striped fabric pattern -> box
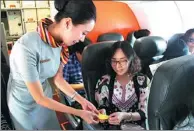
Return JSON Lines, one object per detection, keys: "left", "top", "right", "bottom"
{"left": 63, "top": 53, "right": 83, "bottom": 84}
{"left": 37, "top": 18, "right": 69, "bottom": 64}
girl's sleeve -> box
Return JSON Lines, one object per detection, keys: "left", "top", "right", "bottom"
{"left": 135, "top": 74, "right": 150, "bottom": 121}
{"left": 95, "top": 75, "right": 110, "bottom": 110}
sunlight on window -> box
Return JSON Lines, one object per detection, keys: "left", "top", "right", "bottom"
{"left": 50, "top": 1, "right": 57, "bottom": 20}
{"left": 128, "top": 1, "right": 184, "bottom": 40}
{"left": 175, "top": 1, "right": 194, "bottom": 32}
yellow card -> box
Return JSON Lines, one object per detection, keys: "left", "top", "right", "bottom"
{"left": 98, "top": 114, "right": 109, "bottom": 120}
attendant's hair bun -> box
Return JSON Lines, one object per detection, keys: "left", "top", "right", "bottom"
{"left": 54, "top": 0, "right": 70, "bottom": 11}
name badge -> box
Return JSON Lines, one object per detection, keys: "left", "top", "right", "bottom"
{"left": 40, "top": 59, "right": 50, "bottom": 63}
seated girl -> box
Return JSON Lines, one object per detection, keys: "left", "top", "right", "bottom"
{"left": 95, "top": 41, "right": 150, "bottom": 129}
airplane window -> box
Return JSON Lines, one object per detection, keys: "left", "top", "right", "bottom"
{"left": 175, "top": 1, "right": 194, "bottom": 32}
{"left": 128, "top": 1, "right": 183, "bottom": 40}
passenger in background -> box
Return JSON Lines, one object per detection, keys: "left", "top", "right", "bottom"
{"left": 182, "top": 28, "right": 194, "bottom": 54}
{"left": 163, "top": 28, "right": 194, "bottom": 60}
{"left": 95, "top": 41, "right": 150, "bottom": 129}
{"left": 63, "top": 40, "right": 90, "bottom": 94}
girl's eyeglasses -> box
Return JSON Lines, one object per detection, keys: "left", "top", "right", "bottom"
{"left": 188, "top": 38, "right": 194, "bottom": 43}
{"left": 110, "top": 59, "right": 129, "bottom": 67}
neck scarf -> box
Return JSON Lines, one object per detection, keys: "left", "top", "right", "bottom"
{"left": 37, "top": 18, "right": 69, "bottom": 64}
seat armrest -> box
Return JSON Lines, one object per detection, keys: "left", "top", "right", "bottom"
{"left": 70, "top": 84, "right": 84, "bottom": 90}
{"left": 59, "top": 92, "right": 81, "bottom": 129}
{"left": 82, "top": 121, "right": 104, "bottom": 130}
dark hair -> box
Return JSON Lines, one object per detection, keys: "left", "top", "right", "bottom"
{"left": 182, "top": 28, "right": 194, "bottom": 42}
{"left": 134, "top": 29, "right": 150, "bottom": 39}
{"left": 107, "top": 41, "right": 141, "bottom": 76}
{"left": 54, "top": 0, "right": 96, "bottom": 25}
{"left": 68, "top": 37, "right": 91, "bottom": 54}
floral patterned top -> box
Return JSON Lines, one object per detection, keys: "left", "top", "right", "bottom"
{"left": 95, "top": 73, "right": 150, "bottom": 125}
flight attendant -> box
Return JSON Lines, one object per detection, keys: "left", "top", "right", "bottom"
{"left": 7, "top": 0, "right": 99, "bottom": 129}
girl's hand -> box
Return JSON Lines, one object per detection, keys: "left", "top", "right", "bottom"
{"left": 108, "top": 112, "right": 128, "bottom": 125}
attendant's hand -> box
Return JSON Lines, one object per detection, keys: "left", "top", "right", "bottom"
{"left": 81, "top": 98, "right": 99, "bottom": 114}
{"left": 80, "top": 110, "right": 99, "bottom": 124}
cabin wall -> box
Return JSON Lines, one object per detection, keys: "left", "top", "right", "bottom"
{"left": 175, "top": 1, "right": 194, "bottom": 32}
{"left": 122, "top": 1, "right": 183, "bottom": 40}
{"left": 50, "top": 1, "right": 194, "bottom": 41}
{"left": 49, "top": 1, "right": 57, "bottom": 21}
{"left": 121, "top": 1, "right": 194, "bottom": 39}
{"left": 87, "top": 1, "right": 140, "bottom": 43}
{"left": 50, "top": 1, "right": 140, "bottom": 43}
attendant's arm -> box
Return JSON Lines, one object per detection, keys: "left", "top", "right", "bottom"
{"left": 25, "top": 80, "right": 82, "bottom": 116}
{"left": 53, "top": 63, "right": 99, "bottom": 114}
{"left": 25, "top": 80, "right": 98, "bottom": 124}
{"left": 53, "top": 64, "right": 86, "bottom": 105}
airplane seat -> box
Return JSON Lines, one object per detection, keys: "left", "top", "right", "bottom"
{"left": 167, "top": 33, "right": 184, "bottom": 45}
{"left": 133, "top": 36, "right": 167, "bottom": 79}
{"left": 82, "top": 41, "right": 115, "bottom": 105}
{"left": 147, "top": 55, "right": 194, "bottom": 130}
{"left": 163, "top": 33, "right": 190, "bottom": 60}
{"left": 81, "top": 41, "right": 116, "bottom": 129}
{"left": 1, "top": 52, "right": 14, "bottom": 129}
{"left": 84, "top": 37, "right": 92, "bottom": 44}
{"left": 126, "top": 31, "right": 136, "bottom": 47}
{"left": 58, "top": 92, "right": 82, "bottom": 130}
{"left": 127, "top": 29, "right": 151, "bottom": 48}
{"left": 97, "top": 32, "right": 124, "bottom": 42}
{"left": 68, "top": 37, "right": 92, "bottom": 55}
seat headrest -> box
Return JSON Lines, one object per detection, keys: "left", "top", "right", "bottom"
{"left": 133, "top": 36, "right": 167, "bottom": 59}
{"left": 164, "top": 39, "right": 189, "bottom": 60}
{"left": 148, "top": 55, "right": 194, "bottom": 129}
{"left": 127, "top": 29, "right": 151, "bottom": 48}
{"left": 167, "top": 33, "right": 184, "bottom": 45}
{"left": 134, "top": 29, "right": 151, "bottom": 39}
{"left": 163, "top": 34, "right": 189, "bottom": 60}
{"left": 82, "top": 41, "right": 114, "bottom": 71}
{"left": 126, "top": 31, "right": 136, "bottom": 47}
{"left": 97, "top": 33, "right": 124, "bottom": 42}
{"left": 84, "top": 37, "right": 92, "bottom": 44}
